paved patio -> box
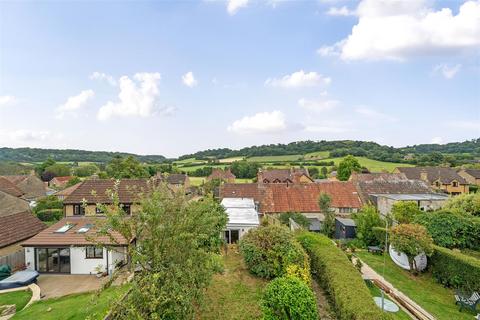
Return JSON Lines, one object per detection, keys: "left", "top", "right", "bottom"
{"left": 37, "top": 274, "right": 105, "bottom": 299}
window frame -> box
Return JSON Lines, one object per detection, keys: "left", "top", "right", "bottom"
{"left": 85, "top": 246, "right": 104, "bottom": 259}
{"left": 73, "top": 204, "right": 85, "bottom": 216}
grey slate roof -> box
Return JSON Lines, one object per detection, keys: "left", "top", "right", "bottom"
{"left": 396, "top": 167, "right": 467, "bottom": 185}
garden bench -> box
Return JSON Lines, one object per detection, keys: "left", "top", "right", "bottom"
{"left": 454, "top": 291, "right": 480, "bottom": 313}
{"left": 368, "top": 246, "right": 383, "bottom": 254}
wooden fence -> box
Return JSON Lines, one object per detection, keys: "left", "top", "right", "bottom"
{"left": 0, "top": 250, "right": 25, "bottom": 271}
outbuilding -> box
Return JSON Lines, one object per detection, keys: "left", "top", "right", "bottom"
{"left": 221, "top": 198, "right": 260, "bottom": 244}
{"left": 335, "top": 217, "right": 356, "bottom": 240}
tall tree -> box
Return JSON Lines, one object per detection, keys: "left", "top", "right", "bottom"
{"left": 97, "top": 184, "right": 228, "bottom": 319}
{"left": 353, "top": 205, "right": 385, "bottom": 246}
{"left": 337, "top": 155, "right": 361, "bottom": 181}
{"left": 106, "top": 156, "right": 149, "bottom": 179}
{"left": 318, "top": 193, "right": 334, "bottom": 238}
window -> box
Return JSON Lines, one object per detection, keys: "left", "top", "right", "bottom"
{"left": 77, "top": 224, "right": 93, "bottom": 233}
{"left": 73, "top": 204, "right": 85, "bottom": 216}
{"left": 86, "top": 247, "right": 103, "bottom": 259}
{"left": 339, "top": 207, "right": 352, "bottom": 214}
{"left": 224, "top": 230, "right": 240, "bottom": 244}
{"left": 452, "top": 181, "right": 459, "bottom": 187}
{"left": 122, "top": 204, "right": 131, "bottom": 215}
{"left": 435, "top": 181, "right": 441, "bottom": 187}
{"left": 55, "top": 224, "right": 75, "bottom": 233}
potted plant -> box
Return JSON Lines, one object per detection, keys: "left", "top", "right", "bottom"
{"left": 94, "top": 264, "right": 104, "bottom": 278}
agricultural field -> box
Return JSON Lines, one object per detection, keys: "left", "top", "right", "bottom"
{"left": 246, "top": 155, "right": 303, "bottom": 163}
{"left": 304, "top": 151, "right": 330, "bottom": 160}
{"left": 324, "top": 156, "right": 413, "bottom": 172}
{"left": 173, "top": 158, "right": 207, "bottom": 165}
{"left": 189, "top": 176, "right": 206, "bottom": 186}
{"left": 218, "top": 157, "right": 244, "bottom": 163}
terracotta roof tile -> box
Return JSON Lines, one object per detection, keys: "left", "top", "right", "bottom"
{"left": 64, "top": 179, "right": 154, "bottom": 204}
{"left": 208, "top": 169, "right": 236, "bottom": 181}
{"left": 0, "top": 211, "right": 47, "bottom": 248}
{"left": 0, "top": 177, "right": 24, "bottom": 197}
{"left": 22, "top": 216, "right": 128, "bottom": 247}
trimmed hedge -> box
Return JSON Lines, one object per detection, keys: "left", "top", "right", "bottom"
{"left": 262, "top": 276, "right": 318, "bottom": 320}
{"left": 240, "top": 224, "right": 309, "bottom": 279}
{"left": 297, "top": 232, "right": 392, "bottom": 320}
{"left": 430, "top": 245, "right": 480, "bottom": 292}
{"left": 36, "top": 209, "right": 63, "bottom": 222}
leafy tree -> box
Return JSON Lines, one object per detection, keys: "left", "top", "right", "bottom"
{"left": 443, "top": 192, "right": 480, "bottom": 216}
{"left": 203, "top": 178, "right": 222, "bottom": 195}
{"left": 392, "top": 201, "right": 422, "bottom": 224}
{"left": 261, "top": 276, "right": 318, "bottom": 320}
{"left": 318, "top": 193, "right": 334, "bottom": 238}
{"left": 106, "top": 156, "right": 149, "bottom": 179}
{"left": 73, "top": 164, "right": 98, "bottom": 177}
{"left": 389, "top": 224, "right": 433, "bottom": 274}
{"left": 98, "top": 184, "right": 228, "bottom": 319}
{"left": 239, "top": 224, "right": 309, "bottom": 279}
{"left": 44, "top": 163, "right": 71, "bottom": 177}
{"left": 414, "top": 210, "right": 480, "bottom": 250}
{"left": 230, "top": 160, "right": 261, "bottom": 179}
{"left": 352, "top": 205, "right": 385, "bottom": 246}
{"left": 65, "top": 176, "right": 81, "bottom": 187}
{"left": 321, "top": 166, "right": 328, "bottom": 177}
{"left": 337, "top": 155, "right": 361, "bottom": 181}
{"left": 279, "top": 212, "right": 310, "bottom": 229}
{"left": 307, "top": 167, "right": 319, "bottom": 179}
{"left": 33, "top": 195, "right": 63, "bottom": 222}
{"left": 35, "top": 157, "right": 56, "bottom": 176}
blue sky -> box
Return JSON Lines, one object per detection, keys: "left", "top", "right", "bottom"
{"left": 0, "top": 0, "right": 479, "bottom": 157}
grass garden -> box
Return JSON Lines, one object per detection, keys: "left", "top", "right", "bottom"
{"left": 12, "top": 285, "right": 129, "bottom": 320}
{"left": 356, "top": 251, "right": 475, "bottom": 320}
{"left": 0, "top": 290, "right": 32, "bottom": 312}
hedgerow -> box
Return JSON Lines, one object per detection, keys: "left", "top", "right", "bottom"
{"left": 261, "top": 276, "right": 318, "bottom": 320}
{"left": 430, "top": 245, "right": 480, "bottom": 292}
{"left": 297, "top": 232, "right": 392, "bottom": 320}
{"left": 239, "top": 224, "right": 309, "bottom": 279}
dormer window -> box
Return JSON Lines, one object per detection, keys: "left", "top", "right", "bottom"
{"left": 435, "top": 181, "right": 441, "bottom": 187}
{"left": 452, "top": 181, "right": 458, "bottom": 187}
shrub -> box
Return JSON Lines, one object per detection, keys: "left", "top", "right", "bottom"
{"left": 297, "top": 232, "right": 392, "bottom": 320}
{"left": 286, "top": 264, "right": 311, "bottom": 285}
{"left": 443, "top": 192, "right": 480, "bottom": 216}
{"left": 430, "top": 246, "right": 480, "bottom": 292}
{"left": 391, "top": 201, "right": 422, "bottom": 224}
{"left": 239, "top": 224, "right": 309, "bottom": 279}
{"left": 36, "top": 209, "right": 63, "bottom": 222}
{"left": 261, "top": 276, "right": 318, "bottom": 320}
{"left": 353, "top": 205, "right": 385, "bottom": 246}
{"left": 414, "top": 210, "right": 480, "bottom": 250}
{"left": 278, "top": 212, "right": 310, "bottom": 229}
{"left": 33, "top": 195, "right": 63, "bottom": 215}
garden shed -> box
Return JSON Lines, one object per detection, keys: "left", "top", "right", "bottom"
{"left": 335, "top": 217, "right": 356, "bottom": 239}
{"left": 221, "top": 198, "right": 260, "bottom": 244}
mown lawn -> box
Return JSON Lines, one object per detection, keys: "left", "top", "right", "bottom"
{"left": 357, "top": 252, "right": 475, "bottom": 320}
{"left": 13, "top": 285, "right": 128, "bottom": 320}
{"left": 198, "top": 248, "right": 267, "bottom": 320}
{"left": 0, "top": 290, "right": 32, "bottom": 311}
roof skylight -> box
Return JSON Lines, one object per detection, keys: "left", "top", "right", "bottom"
{"left": 77, "top": 224, "right": 93, "bottom": 233}
{"left": 55, "top": 223, "right": 75, "bottom": 233}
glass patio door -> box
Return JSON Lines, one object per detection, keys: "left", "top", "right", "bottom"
{"left": 36, "top": 248, "right": 70, "bottom": 273}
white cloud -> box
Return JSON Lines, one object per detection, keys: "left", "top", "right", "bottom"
{"left": 433, "top": 64, "right": 462, "bottom": 79}
{"left": 431, "top": 136, "right": 443, "bottom": 144}
{"left": 97, "top": 72, "right": 164, "bottom": 121}
{"left": 0, "top": 95, "right": 16, "bottom": 107}
{"left": 298, "top": 98, "right": 339, "bottom": 112}
{"left": 265, "top": 70, "right": 331, "bottom": 88}
{"left": 227, "top": 110, "right": 287, "bottom": 134}
{"left": 326, "top": 6, "right": 355, "bottom": 16}
{"left": 319, "top": 0, "right": 480, "bottom": 61}
{"left": 5, "top": 130, "right": 51, "bottom": 142}
{"left": 356, "top": 107, "right": 397, "bottom": 121}
{"left": 56, "top": 90, "right": 95, "bottom": 119}
{"left": 182, "top": 71, "right": 198, "bottom": 87}
{"left": 227, "top": 0, "right": 248, "bottom": 15}
{"left": 90, "top": 72, "right": 117, "bottom": 86}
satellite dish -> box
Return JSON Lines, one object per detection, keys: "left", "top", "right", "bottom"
{"left": 389, "top": 245, "right": 427, "bottom": 272}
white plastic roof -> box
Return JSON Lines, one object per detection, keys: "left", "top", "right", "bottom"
{"left": 221, "top": 198, "right": 260, "bottom": 226}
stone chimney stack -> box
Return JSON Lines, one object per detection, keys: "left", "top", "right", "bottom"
{"left": 420, "top": 169, "right": 428, "bottom": 182}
